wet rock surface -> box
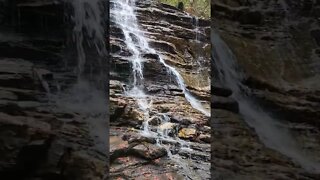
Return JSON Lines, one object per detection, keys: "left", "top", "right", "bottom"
{"left": 0, "top": 0, "right": 107, "bottom": 179}
{"left": 212, "top": 0, "right": 320, "bottom": 179}
{"left": 110, "top": 0, "right": 210, "bottom": 179}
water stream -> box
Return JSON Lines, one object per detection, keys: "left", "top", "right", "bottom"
{"left": 53, "top": 0, "right": 108, "bottom": 155}
{"left": 193, "top": 16, "right": 209, "bottom": 88}
{"left": 71, "top": 0, "right": 106, "bottom": 81}
{"left": 212, "top": 30, "right": 320, "bottom": 173}
{"left": 112, "top": 0, "right": 209, "bottom": 117}
{"left": 111, "top": 0, "right": 209, "bottom": 178}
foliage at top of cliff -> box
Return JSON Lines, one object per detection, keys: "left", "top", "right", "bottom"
{"left": 159, "top": 0, "right": 210, "bottom": 19}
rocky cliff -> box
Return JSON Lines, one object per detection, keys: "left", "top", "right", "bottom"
{"left": 0, "top": 0, "right": 108, "bottom": 179}
{"left": 212, "top": 0, "right": 320, "bottom": 179}
{"left": 110, "top": 0, "right": 211, "bottom": 179}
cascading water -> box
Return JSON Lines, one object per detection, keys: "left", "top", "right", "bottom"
{"left": 111, "top": 0, "right": 151, "bottom": 137}
{"left": 193, "top": 16, "right": 209, "bottom": 88}
{"left": 53, "top": 0, "right": 108, "bottom": 156}
{"left": 195, "top": 17, "right": 199, "bottom": 42}
{"left": 71, "top": 0, "right": 106, "bottom": 81}
{"left": 212, "top": 30, "right": 320, "bottom": 173}
{"left": 111, "top": 0, "right": 209, "bottom": 118}
{"left": 111, "top": 0, "right": 210, "bottom": 178}
{"left": 158, "top": 53, "right": 210, "bottom": 117}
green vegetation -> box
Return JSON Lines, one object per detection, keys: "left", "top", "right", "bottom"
{"left": 159, "top": 0, "right": 210, "bottom": 19}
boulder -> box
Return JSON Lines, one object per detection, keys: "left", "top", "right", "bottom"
{"left": 178, "top": 128, "right": 197, "bottom": 139}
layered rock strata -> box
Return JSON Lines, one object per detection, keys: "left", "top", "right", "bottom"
{"left": 0, "top": 0, "right": 108, "bottom": 179}
{"left": 110, "top": 0, "right": 211, "bottom": 179}
{"left": 212, "top": 0, "right": 320, "bottom": 179}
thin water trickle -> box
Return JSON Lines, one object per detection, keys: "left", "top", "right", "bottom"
{"left": 212, "top": 30, "right": 320, "bottom": 173}
{"left": 194, "top": 17, "right": 199, "bottom": 42}
{"left": 193, "top": 16, "right": 209, "bottom": 88}
{"left": 158, "top": 54, "right": 210, "bottom": 116}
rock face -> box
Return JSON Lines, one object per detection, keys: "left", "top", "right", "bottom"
{"left": 212, "top": 0, "right": 320, "bottom": 179}
{"left": 213, "top": 0, "right": 320, "bottom": 84}
{"left": 110, "top": 0, "right": 210, "bottom": 179}
{"left": 0, "top": 0, "right": 108, "bottom": 179}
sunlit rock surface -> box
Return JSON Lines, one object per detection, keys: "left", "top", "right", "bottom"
{"left": 110, "top": 0, "right": 211, "bottom": 179}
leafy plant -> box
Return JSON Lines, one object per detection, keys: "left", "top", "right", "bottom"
{"left": 159, "top": 0, "right": 210, "bottom": 19}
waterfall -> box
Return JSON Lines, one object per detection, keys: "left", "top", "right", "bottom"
{"left": 212, "top": 30, "right": 320, "bottom": 173}
{"left": 64, "top": 0, "right": 107, "bottom": 112}
{"left": 111, "top": 0, "right": 151, "bottom": 137}
{"left": 194, "top": 17, "right": 199, "bottom": 42}
{"left": 71, "top": 0, "right": 106, "bottom": 81}
{"left": 111, "top": 0, "right": 209, "bottom": 178}
{"left": 53, "top": 0, "right": 108, "bottom": 157}
{"left": 193, "top": 16, "right": 209, "bottom": 88}
{"left": 111, "top": 0, "right": 209, "bottom": 117}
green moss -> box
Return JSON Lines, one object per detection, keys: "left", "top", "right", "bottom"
{"left": 159, "top": 0, "right": 210, "bottom": 19}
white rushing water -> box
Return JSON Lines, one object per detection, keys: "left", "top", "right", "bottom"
{"left": 53, "top": 0, "right": 108, "bottom": 155}
{"left": 111, "top": 0, "right": 209, "bottom": 178}
{"left": 111, "top": 0, "right": 151, "bottom": 136}
{"left": 212, "top": 30, "right": 320, "bottom": 173}
{"left": 71, "top": 0, "right": 106, "bottom": 80}
{"left": 111, "top": 0, "right": 210, "bottom": 118}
